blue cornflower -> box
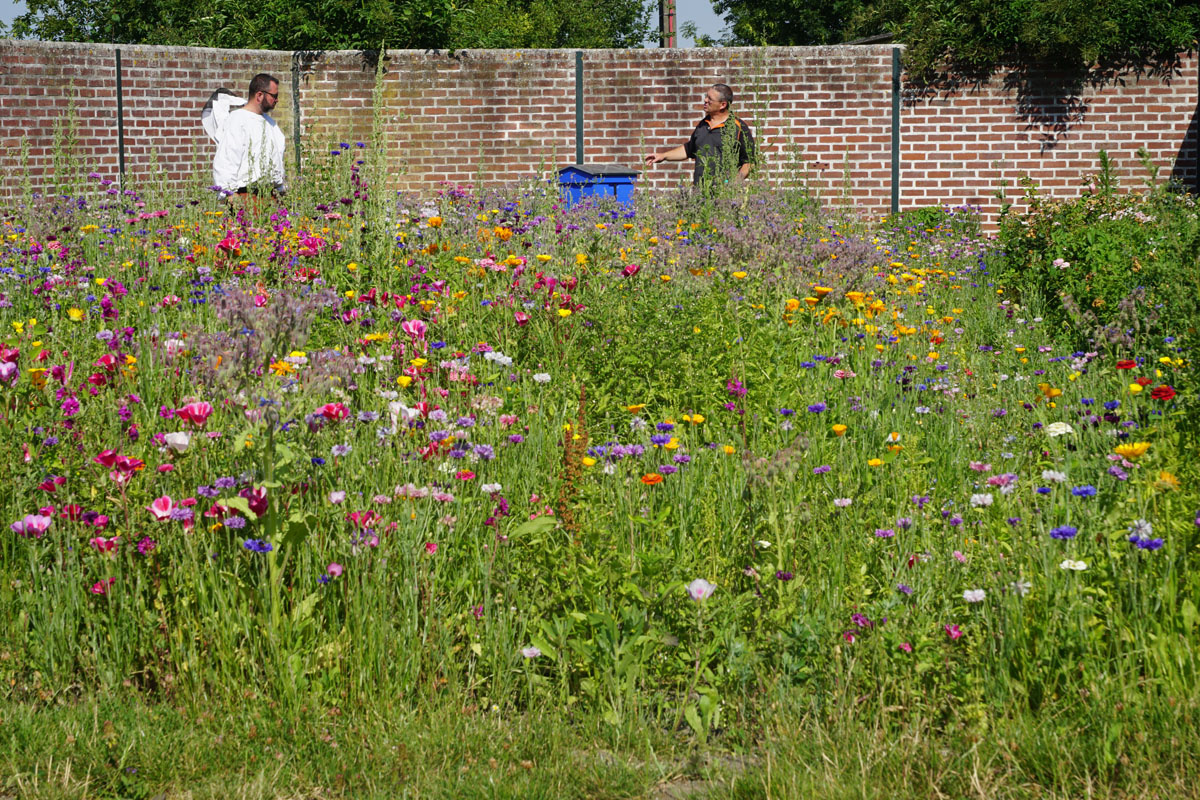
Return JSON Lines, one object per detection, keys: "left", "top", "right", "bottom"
{"left": 807, "top": 402, "right": 827, "bottom": 413}
{"left": 1049, "top": 525, "right": 1078, "bottom": 540}
{"left": 243, "top": 538, "right": 272, "bottom": 552}
{"left": 1071, "top": 485, "right": 1097, "bottom": 498}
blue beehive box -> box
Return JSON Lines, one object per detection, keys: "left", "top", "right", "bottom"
{"left": 557, "top": 164, "right": 639, "bottom": 207}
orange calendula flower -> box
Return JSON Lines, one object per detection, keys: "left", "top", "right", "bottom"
{"left": 785, "top": 298, "right": 801, "bottom": 312}
{"left": 867, "top": 458, "right": 883, "bottom": 467}
{"left": 641, "top": 473, "right": 663, "bottom": 486}
{"left": 832, "top": 424, "right": 848, "bottom": 436}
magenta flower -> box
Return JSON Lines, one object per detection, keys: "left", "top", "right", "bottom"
{"left": 175, "top": 401, "right": 214, "bottom": 427}
{"left": 147, "top": 496, "right": 177, "bottom": 521}
{"left": 944, "top": 623, "right": 963, "bottom": 640}
{"left": 11, "top": 514, "right": 52, "bottom": 538}
{"left": 327, "top": 562, "right": 344, "bottom": 577}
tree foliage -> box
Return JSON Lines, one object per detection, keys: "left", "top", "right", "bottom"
{"left": 709, "top": 0, "right": 1198, "bottom": 84}
{"left": 10, "top": 0, "right": 654, "bottom": 50}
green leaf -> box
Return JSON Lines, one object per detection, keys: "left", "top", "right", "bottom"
{"left": 291, "top": 591, "right": 319, "bottom": 624}
{"left": 274, "top": 442, "right": 296, "bottom": 471}
{"left": 282, "top": 512, "right": 317, "bottom": 549}
{"left": 684, "top": 703, "right": 703, "bottom": 735}
{"left": 509, "top": 515, "right": 557, "bottom": 539}
{"left": 220, "top": 496, "right": 257, "bottom": 520}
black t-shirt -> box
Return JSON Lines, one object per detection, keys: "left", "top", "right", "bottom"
{"left": 684, "top": 115, "right": 756, "bottom": 184}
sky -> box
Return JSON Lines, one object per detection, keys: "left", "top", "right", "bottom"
{"left": 0, "top": 0, "right": 727, "bottom": 44}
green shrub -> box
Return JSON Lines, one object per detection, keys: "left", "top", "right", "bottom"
{"left": 992, "top": 151, "right": 1200, "bottom": 357}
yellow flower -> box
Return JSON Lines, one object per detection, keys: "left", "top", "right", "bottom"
{"left": 626, "top": 404, "right": 646, "bottom": 413}
{"left": 813, "top": 286, "right": 833, "bottom": 297}
{"left": 732, "top": 271, "right": 747, "bottom": 280}
{"left": 269, "top": 360, "right": 293, "bottom": 376}
{"left": 785, "top": 298, "right": 801, "bottom": 312}
{"left": 581, "top": 457, "right": 597, "bottom": 467}
{"left": 688, "top": 414, "right": 705, "bottom": 424}
{"left": 67, "top": 308, "right": 85, "bottom": 322}
{"left": 1129, "top": 383, "right": 1144, "bottom": 395}
{"left": 1114, "top": 442, "right": 1151, "bottom": 460}
{"left": 576, "top": 253, "right": 588, "bottom": 265}
{"left": 660, "top": 274, "right": 672, "bottom": 282}
{"left": 664, "top": 437, "right": 679, "bottom": 450}
{"left": 427, "top": 216, "right": 443, "bottom": 228}
{"left": 867, "top": 458, "right": 883, "bottom": 467}
{"left": 396, "top": 376, "right": 413, "bottom": 388}
{"left": 537, "top": 254, "right": 552, "bottom": 262}
{"left": 832, "top": 424, "right": 847, "bottom": 436}
{"left": 557, "top": 308, "right": 572, "bottom": 318}
{"left": 28, "top": 368, "right": 47, "bottom": 389}
{"left": 1155, "top": 470, "right": 1180, "bottom": 491}
{"left": 410, "top": 358, "right": 428, "bottom": 367}
{"left": 722, "top": 445, "right": 736, "bottom": 455}
{"left": 346, "top": 262, "right": 358, "bottom": 271}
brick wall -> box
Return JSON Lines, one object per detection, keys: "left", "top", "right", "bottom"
{"left": 0, "top": 39, "right": 1194, "bottom": 222}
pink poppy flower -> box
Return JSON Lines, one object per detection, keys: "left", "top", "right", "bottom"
{"left": 147, "top": 495, "right": 176, "bottom": 521}
{"left": 175, "top": 401, "right": 213, "bottom": 427}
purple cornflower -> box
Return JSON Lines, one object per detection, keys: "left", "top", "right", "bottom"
{"left": 896, "top": 517, "right": 913, "bottom": 530}
{"left": 897, "top": 583, "right": 913, "bottom": 595}
{"left": 1049, "top": 525, "right": 1078, "bottom": 540}
{"left": 813, "top": 464, "right": 832, "bottom": 474}
{"left": 807, "top": 402, "right": 827, "bottom": 413}
{"left": 775, "top": 570, "right": 793, "bottom": 581}
{"left": 874, "top": 528, "right": 895, "bottom": 538}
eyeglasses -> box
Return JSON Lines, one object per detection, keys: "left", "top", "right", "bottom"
{"left": 260, "top": 91, "right": 279, "bottom": 100}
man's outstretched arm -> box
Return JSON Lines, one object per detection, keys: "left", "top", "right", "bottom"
{"left": 644, "top": 144, "right": 689, "bottom": 165}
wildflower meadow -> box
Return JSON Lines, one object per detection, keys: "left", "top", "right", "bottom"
{"left": 1, "top": 144, "right": 1198, "bottom": 799}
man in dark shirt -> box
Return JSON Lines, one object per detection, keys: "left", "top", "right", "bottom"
{"left": 644, "top": 83, "right": 755, "bottom": 186}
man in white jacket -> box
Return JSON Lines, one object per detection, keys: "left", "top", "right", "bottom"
{"left": 212, "top": 73, "right": 286, "bottom": 198}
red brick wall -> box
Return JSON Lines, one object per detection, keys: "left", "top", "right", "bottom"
{"left": 0, "top": 40, "right": 1194, "bottom": 223}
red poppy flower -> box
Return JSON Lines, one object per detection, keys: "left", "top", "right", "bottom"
{"left": 640, "top": 473, "right": 663, "bottom": 486}
{"left": 1150, "top": 385, "right": 1176, "bottom": 401}
{"left": 1135, "top": 376, "right": 1154, "bottom": 387}
{"left": 1116, "top": 360, "right": 1136, "bottom": 370}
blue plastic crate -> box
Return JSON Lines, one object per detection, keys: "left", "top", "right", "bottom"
{"left": 557, "top": 164, "right": 639, "bottom": 208}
